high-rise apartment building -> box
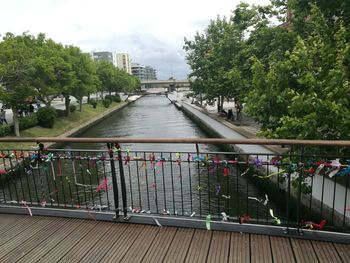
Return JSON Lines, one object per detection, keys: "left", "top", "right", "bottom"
{"left": 91, "top": 51, "right": 114, "bottom": 64}
{"left": 131, "top": 63, "right": 157, "bottom": 80}
{"left": 115, "top": 53, "right": 132, "bottom": 74}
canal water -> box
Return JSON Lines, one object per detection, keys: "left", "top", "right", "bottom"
{"left": 64, "top": 95, "right": 279, "bottom": 220}
{"left": 1, "top": 95, "right": 281, "bottom": 223}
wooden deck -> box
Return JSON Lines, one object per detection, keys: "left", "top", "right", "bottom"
{"left": 0, "top": 214, "right": 349, "bottom": 262}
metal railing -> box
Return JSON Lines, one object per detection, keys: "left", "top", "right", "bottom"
{"left": 1, "top": 137, "right": 350, "bottom": 241}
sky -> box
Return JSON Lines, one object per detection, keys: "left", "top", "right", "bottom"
{"left": 0, "top": 0, "right": 271, "bottom": 80}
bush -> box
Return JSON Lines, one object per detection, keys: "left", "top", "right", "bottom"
{"left": 114, "top": 94, "right": 121, "bottom": 103}
{"left": 104, "top": 95, "right": 113, "bottom": 101}
{"left": 56, "top": 109, "right": 65, "bottom": 118}
{"left": 18, "top": 114, "right": 38, "bottom": 130}
{"left": 69, "top": 105, "right": 77, "bottom": 113}
{"left": 0, "top": 125, "right": 10, "bottom": 137}
{"left": 89, "top": 99, "right": 97, "bottom": 109}
{"left": 37, "top": 107, "right": 57, "bottom": 128}
{"left": 102, "top": 99, "right": 111, "bottom": 108}
{"left": 105, "top": 94, "right": 121, "bottom": 103}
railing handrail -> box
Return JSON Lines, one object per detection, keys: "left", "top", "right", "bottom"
{"left": 1, "top": 137, "right": 350, "bottom": 146}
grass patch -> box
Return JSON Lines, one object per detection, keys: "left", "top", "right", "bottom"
{"left": 0, "top": 101, "right": 125, "bottom": 149}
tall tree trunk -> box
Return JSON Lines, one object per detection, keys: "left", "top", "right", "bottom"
{"left": 12, "top": 108, "right": 20, "bottom": 137}
{"left": 64, "top": 96, "right": 71, "bottom": 117}
{"left": 87, "top": 93, "right": 90, "bottom": 103}
{"left": 217, "top": 96, "right": 221, "bottom": 112}
{"left": 79, "top": 98, "right": 83, "bottom": 112}
{"left": 220, "top": 96, "right": 224, "bottom": 111}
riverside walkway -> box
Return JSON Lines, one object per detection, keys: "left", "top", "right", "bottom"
{"left": 0, "top": 213, "right": 348, "bottom": 263}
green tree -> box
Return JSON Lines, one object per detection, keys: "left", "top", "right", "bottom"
{"left": 68, "top": 46, "right": 98, "bottom": 112}
{"left": 0, "top": 32, "right": 37, "bottom": 136}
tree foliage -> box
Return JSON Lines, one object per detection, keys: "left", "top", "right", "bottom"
{"left": 184, "top": 1, "right": 350, "bottom": 140}
{"left": 0, "top": 32, "right": 139, "bottom": 135}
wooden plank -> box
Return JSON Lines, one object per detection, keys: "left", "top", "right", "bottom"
{"left": 290, "top": 238, "right": 318, "bottom": 263}
{"left": 270, "top": 236, "right": 295, "bottom": 263}
{"left": 250, "top": 234, "right": 273, "bottom": 263}
{"left": 99, "top": 224, "right": 146, "bottom": 263}
{"left": 37, "top": 220, "right": 98, "bottom": 262}
{"left": 0, "top": 217, "right": 54, "bottom": 255}
{"left": 184, "top": 229, "right": 212, "bottom": 262}
{"left": 0, "top": 217, "right": 66, "bottom": 263}
{"left": 16, "top": 219, "right": 84, "bottom": 263}
{"left": 0, "top": 214, "right": 26, "bottom": 230}
{"left": 59, "top": 221, "right": 112, "bottom": 263}
{"left": 333, "top": 243, "right": 350, "bottom": 262}
{"left": 229, "top": 232, "right": 250, "bottom": 263}
{"left": 142, "top": 226, "right": 177, "bottom": 263}
{"left": 163, "top": 228, "right": 194, "bottom": 263}
{"left": 0, "top": 215, "right": 38, "bottom": 243}
{"left": 78, "top": 223, "right": 130, "bottom": 263}
{"left": 120, "top": 225, "right": 159, "bottom": 262}
{"left": 311, "top": 241, "right": 342, "bottom": 263}
{"left": 207, "top": 231, "right": 231, "bottom": 263}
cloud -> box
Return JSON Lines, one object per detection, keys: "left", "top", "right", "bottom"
{"left": 0, "top": 0, "right": 271, "bottom": 80}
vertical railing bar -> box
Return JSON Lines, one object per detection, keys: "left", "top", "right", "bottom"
{"left": 309, "top": 172, "right": 314, "bottom": 213}
{"left": 72, "top": 159, "right": 81, "bottom": 209}
{"left": 127, "top": 156, "right": 134, "bottom": 209}
{"left": 342, "top": 174, "right": 349, "bottom": 227}
{"left": 79, "top": 152, "right": 88, "bottom": 209}
{"left": 107, "top": 144, "right": 120, "bottom": 217}
{"left": 115, "top": 144, "right": 128, "bottom": 218}
{"left": 195, "top": 143, "right": 201, "bottom": 217}
{"left": 188, "top": 153, "right": 193, "bottom": 216}
{"left": 161, "top": 152, "right": 167, "bottom": 212}
{"left": 152, "top": 153, "right": 158, "bottom": 214}
{"left": 236, "top": 156, "right": 240, "bottom": 221}
{"left": 297, "top": 146, "right": 305, "bottom": 234}
{"left": 86, "top": 157, "right": 94, "bottom": 208}
{"left": 8, "top": 152, "right": 20, "bottom": 203}
{"left": 135, "top": 152, "right": 142, "bottom": 212}
{"left": 216, "top": 156, "right": 220, "bottom": 219}
{"left": 170, "top": 152, "right": 176, "bottom": 214}
{"left": 207, "top": 154, "right": 211, "bottom": 216}
{"left": 3, "top": 151, "right": 13, "bottom": 202}
{"left": 226, "top": 162, "right": 230, "bottom": 219}
{"left": 29, "top": 152, "right": 40, "bottom": 205}
{"left": 65, "top": 158, "right": 74, "bottom": 208}
{"left": 14, "top": 154, "right": 26, "bottom": 202}
{"left": 93, "top": 156, "right": 103, "bottom": 208}
{"left": 101, "top": 154, "right": 110, "bottom": 211}
{"left": 20, "top": 150, "right": 33, "bottom": 204}
{"left": 179, "top": 158, "right": 184, "bottom": 215}
{"left": 0, "top": 151, "right": 8, "bottom": 203}
{"left": 286, "top": 146, "right": 293, "bottom": 231}
{"left": 320, "top": 168, "right": 326, "bottom": 218}
{"left": 144, "top": 152, "right": 151, "bottom": 211}
{"left": 246, "top": 155, "right": 250, "bottom": 217}
{"left": 58, "top": 157, "right": 67, "bottom": 208}
{"left": 43, "top": 162, "right": 53, "bottom": 207}
{"left": 331, "top": 176, "right": 337, "bottom": 226}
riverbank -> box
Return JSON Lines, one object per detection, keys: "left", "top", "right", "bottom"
{"left": 174, "top": 99, "right": 286, "bottom": 154}
{"left": 0, "top": 96, "right": 142, "bottom": 149}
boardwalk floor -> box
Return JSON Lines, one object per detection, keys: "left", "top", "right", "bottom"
{"left": 0, "top": 214, "right": 349, "bottom": 263}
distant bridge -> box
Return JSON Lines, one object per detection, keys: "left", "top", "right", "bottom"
{"left": 140, "top": 79, "right": 189, "bottom": 85}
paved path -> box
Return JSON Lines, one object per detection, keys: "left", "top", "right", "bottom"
{"left": 0, "top": 93, "right": 128, "bottom": 125}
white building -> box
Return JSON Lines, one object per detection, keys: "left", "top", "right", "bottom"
{"left": 115, "top": 53, "right": 132, "bottom": 74}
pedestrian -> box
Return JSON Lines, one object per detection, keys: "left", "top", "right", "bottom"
{"left": 235, "top": 99, "right": 243, "bottom": 122}
{"left": 29, "top": 104, "right": 35, "bottom": 114}
{"left": 0, "top": 108, "right": 7, "bottom": 124}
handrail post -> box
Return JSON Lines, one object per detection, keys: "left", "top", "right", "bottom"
{"left": 115, "top": 143, "right": 128, "bottom": 219}
{"left": 107, "top": 143, "right": 120, "bottom": 218}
